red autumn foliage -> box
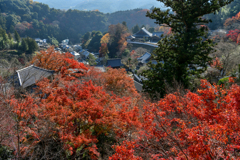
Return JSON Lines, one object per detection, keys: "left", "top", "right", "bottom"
{"left": 85, "top": 67, "right": 139, "bottom": 97}
{"left": 3, "top": 46, "right": 240, "bottom": 159}
{"left": 7, "top": 52, "right": 141, "bottom": 158}
{"left": 31, "top": 46, "right": 88, "bottom": 74}
{"left": 99, "top": 43, "right": 108, "bottom": 57}
{"left": 211, "top": 57, "right": 223, "bottom": 70}
{"left": 102, "top": 68, "right": 138, "bottom": 97}
{"left": 226, "top": 29, "right": 240, "bottom": 44}
{"left": 224, "top": 12, "right": 240, "bottom": 27}
{"left": 9, "top": 72, "right": 141, "bottom": 159}
{"left": 110, "top": 79, "right": 240, "bottom": 159}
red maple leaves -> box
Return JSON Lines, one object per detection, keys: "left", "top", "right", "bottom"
{"left": 2, "top": 47, "right": 240, "bottom": 159}
{"left": 110, "top": 79, "right": 240, "bottom": 159}
{"left": 226, "top": 29, "right": 240, "bottom": 44}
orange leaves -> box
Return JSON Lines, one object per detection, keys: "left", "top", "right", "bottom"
{"left": 99, "top": 43, "right": 109, "bottom": 57}
{"left": 31, "top": 46, "right": 69, "bottom": 71}
{"left": 100, "top": 33, "right": 110, "bottom": 44}
{"left": 224, "top": 12, "right": 240, "bottom": 27}
{"left": 31, "top": 46, "right": 88, "bottom": 73}
{"left": 99, "top": 33, "right": 111, "bottom": 57}
{"left": 118, "top": 33, "right": 130, "bottom": 52}
{"left": 102, "top": 68, "right": 138, "bottom": 97}
{"left": 109, "top": 141, "right": 142, "bottom": 160}
{"left": 9, "top": 67, "right": 142, "bottom": 158}
{"left": 111, "top": 80, "right": 240, "bottom": 159}
{"left": 211, "top": 57, "right": 223, "bottom": 70}
{"left": 226, "top": 29, "right": 240, "bottom": 44}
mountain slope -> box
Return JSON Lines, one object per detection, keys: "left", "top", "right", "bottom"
{"left": 0, "top": 0, "right": 158, "bottom": 43}
{"left": 34, "top": 0, "right": 167, "bottom": 13}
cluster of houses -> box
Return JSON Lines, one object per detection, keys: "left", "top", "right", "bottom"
{"left": 126, "top": 27, "right": 164, "bottom": 43}
{"left": 35, "top": 38, "right": 48, "bottom": 48}
{"left": 126, "top": 27, "right": 229, "bottom": 43}
{"left": 9, "top": 52, "right": 152, "bottom": 93}
{"left": 27, "top": 28, "right": 230, "bottom": 93}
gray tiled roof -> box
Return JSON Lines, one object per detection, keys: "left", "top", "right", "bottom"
{"left": 137, "top": 52, "right": 151, "bottom": 64}
{"left": 106, "top": 59, "right": 124, "bottom": 68}
{"left": 133, "top": 28, "right": 153, "bottom": 38}
{"left": 94, "top": 65, "right": 106, "bottom": 72}
{"left": 134, "top": 80, "right": 143, "bottom": 92}
{"left": 16, "top": 65, "right": 54, "bottom": 88}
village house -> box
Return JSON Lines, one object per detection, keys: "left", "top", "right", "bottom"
{"left": 129, "top": 28, "right": 163, "bottom": 42}
{"left": 15, "top": 65, "right": 54, "bottom": 90}
{"left": 106, "top": 59, "right": 124, "bottom": 69}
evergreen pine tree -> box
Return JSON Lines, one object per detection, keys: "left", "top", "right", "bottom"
{"left": 142, "top": 0, "right": 234, "bottom": 99}
{"left": 14, "top": 30, "right": 20, "bottom": 44}
{"left": 8, "top": 32, "right": 12, "bottom": 40}
{"left": 1, "top": 29, "right": 8, "bottom": 42}
{"left": 21, "top": 38, "right": 28, "bottom": 52}
{"left": 132, "top": 24, "right": 140, "bottom": 34}
{"left": 26, "top": 37, "right": 38, "bottom": 54}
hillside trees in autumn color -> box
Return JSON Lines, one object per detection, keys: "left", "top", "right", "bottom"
{"left": 226, "top": 29, "right": 240, "bottom": 44}
{"left": 105, "top": 23, "right": 130, "bottom": 58}
{"left": 99, "top": 33, "right": 110, "bottom": 57}
{"left": 3, "top": 49, "right": 141, "bottom": 159}
{"left": 1, "top": 47, "right": 240, "bottom": 159}
{"left": 224, "top": 12, "right": 240, "bottom": 29}
{"left": 9, "top": 73, "right": 141, "bottom": 159}
{"left": 224, "top": 12, "right": 240, "bottom": 44}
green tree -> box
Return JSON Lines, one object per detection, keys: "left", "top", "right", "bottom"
{"left": 0, "top": 29, "right": 8, "bottom": 41}
{"left": 21, "top": 38, "right": 28, "bottom": 52}
{"left": 132, "top": 24, "right": 140, "bottom": 34}
{"left": 148, "top": 27, "right": 155, "bottom": 33}
{"left": 25, "top": 37, "right": 38, "bottom": 54}
{"left": 87, "top": 31, "right": 103, "bottom": 52}
{"left": 8, "top": 32, "right": 12, "bottom": 40}
{"left": 142, "top": 0, "right": 234, "bottom": 99}
{"left": 9, "top": 25, "right": 15, "bottom": 33}
{"left": 87, "top": 53, "right": 97, "bottom": 65}
{"left": 48, "top": 36, "right": 59, "bottom": 46}
{"left": 83, "top": 31, "right": 91, "bottom": 41}
{"left": 14, "top": 30, "right": 20, "bottom": 44}
{"left": 122, "top": 21, "right": 127, "bottom": 27}
{"left": 0, "top": 14, "right": 6, "bottom": 30}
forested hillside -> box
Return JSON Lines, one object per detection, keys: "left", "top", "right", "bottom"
{"left": 204, "top": 0, "right": 240, "bottom": 29}
{"left": 1, "top": 0, "right": 239, "bottom": 44}
{"left": 0, "top": 0, "right": 156, "bottom": 43}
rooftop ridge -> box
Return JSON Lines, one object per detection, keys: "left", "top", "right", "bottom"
{"left": 16, "top": 65, "right": 55, "bottom": 73}
{"left": 16, "top": 65, "right": 34, "bottom": 73}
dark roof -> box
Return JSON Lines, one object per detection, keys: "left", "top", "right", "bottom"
{"left": 16, "top": 65, "right": 54, "bottom": 88}
{"left": 134, "top": 80, "right": 143, "bottom": 92}
{"left": 106, "top": 59, "right": 124, "bottom": 68}
{"left": 133, "top": 28, "right": 153, "bottom": 38}
{"left": 137, "top": 52, "right": 151, "bottom": 63}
